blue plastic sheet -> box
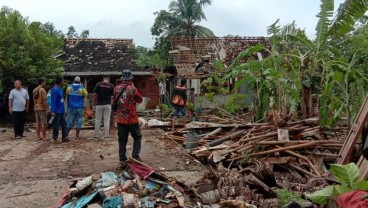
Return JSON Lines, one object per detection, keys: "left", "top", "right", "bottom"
{"left": 61, "top": 192, "right": 98, "bottom": 208}
{"left": 140, "top": 196, "right": 155, "bottom": 208}
{"left": 101, "top": 172, "right": 118, "bottom": 187}
{"left": 96, "top": 172, "right": 118, "bottom": 190}
{"left": 144, "top": 180, "right": 160, "bottom": 191}
{"left": 103, "top": 195, "right": 122, "bottom": 208}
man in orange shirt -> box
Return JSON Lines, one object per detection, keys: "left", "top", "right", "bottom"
{"left": 33, "top": 78, "right": 48, "bottom": 141}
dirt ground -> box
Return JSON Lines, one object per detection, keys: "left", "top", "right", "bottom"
{"left": 0, "top": 124, "right": 207, "bottom": 208}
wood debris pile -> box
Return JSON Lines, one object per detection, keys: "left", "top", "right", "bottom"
{"left": 166, "top": 118, "right": 349, "bottom": 179}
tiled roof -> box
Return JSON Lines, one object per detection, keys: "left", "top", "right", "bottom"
{"left": 62, "top": 38, "right": 140, "bottom": 75}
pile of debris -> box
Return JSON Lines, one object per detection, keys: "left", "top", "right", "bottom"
{"left": 158, "top": 118, "right": 349, "bottom": 207}
{"left": 165, "top": 118, "right": 348, "bottom": 178}
{"left": 56, "top": 159, "right": 188, "bottom": 208}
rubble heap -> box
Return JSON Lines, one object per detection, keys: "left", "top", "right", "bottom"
{"left": 167, "top": 118, "right": 348, "bottom": 178}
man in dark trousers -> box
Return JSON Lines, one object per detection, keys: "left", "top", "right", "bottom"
{"left": 51, "top": 77, "right": 69, "bottom": 143}
{"left": 171, "top": 79, "right": 187, "bottom": 131}
{"left": 8, "top": 80, "right": 29, "bottom": 139}
{"left": 114, "top": 70, "right": 143, "bottom": 166}
{"left": 93, "top": 76, "right": 114, "bottom": 140}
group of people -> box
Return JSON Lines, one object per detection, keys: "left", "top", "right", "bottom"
{"left": 7, "top": 70, "right": 197, "bottom": 165}
{"left": 8, "top": 70, "right": 143, "bottom": 165}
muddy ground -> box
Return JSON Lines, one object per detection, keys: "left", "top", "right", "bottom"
{"left": 0, "top": 124, "right": 207, "bottom": 208}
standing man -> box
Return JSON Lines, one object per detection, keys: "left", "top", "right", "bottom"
{"left": 51, "top": 77, "right": 68, "bottom": 143}
{"left": 8, "top": 80, "right": 29, "bottom": 139}
{"left": 159, "top": 80, "right": 166, "bottom": 104}
{"left": 114, "top": 70, "right": 143, "bottom": 165}
{"left": 171, "top": 79, "right": 188, "bottom": 131}
{"left": 66, "top": 76, "right": 88, "bottom": 139}
{"left": 93, "top": 76, "right": 114, "bottom": 140}
{"left": 33, "top": 78, "right": 48, "bottom": 141}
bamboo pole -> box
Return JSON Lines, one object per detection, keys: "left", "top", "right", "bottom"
{"left": 247, "top": 142, "right": 317, "bottom": 158}
{"left": 289, "top": 164, "right": 319, "bottom": 178}
{"left": 281, "top": 148, "right": 321, "bottom": 176}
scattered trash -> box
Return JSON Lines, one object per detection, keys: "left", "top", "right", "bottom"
{"left": 138, "top": 117, "right": 147, "bottom": 128}
{"left": 56, "top": 159, "right": 189, "bottom": 207}
{"left": 147, "top": 119, "right": 170, "bottom": 127}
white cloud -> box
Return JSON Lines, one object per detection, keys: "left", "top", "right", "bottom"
{"left": 0, "top": 0, "right": 345, "bottom": 47}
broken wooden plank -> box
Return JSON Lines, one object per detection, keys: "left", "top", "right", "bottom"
{"left": 209, "top": 130, "right": 246, "bottom": 147}
{"left": 338, "top": 94, "right": 368, "bottom": 164}
{"left": 247, "top": 142, "right": 317, "bottom": 157}
{"left": 289, "top": 163, "right": 319, "bottom": 178}
{"left": 281, "top": 148, "right": 321, "bottom": 176}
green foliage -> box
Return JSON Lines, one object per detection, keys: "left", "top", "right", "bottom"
{"left": 224, "top": 94, "right": 247, "bottom": 115}
{"left": 0, "top": 7, "right": 64, "bottom": 92}
{"left": 306, "top": 163, "right": 368, "bottom": 205}
{"left": 315, "top": 0, "right": 334, "bottom": 48}
{"left": 226, "top": 41, "right": 302, "bottom": 121}
{"left": 201, "top": 67, "right": 228, "bottom": 95}
{"left": 80, "top": 30, "right": 89, "bottom": 38}
{"left": 160, "top": 103, "right": 170, "bottom": 113}
{"left": 276, "top": 189, "right": 307, "bottom": 207}
{"left": 135, "top": 46, "right": 165, "bottom": 68}
{"left": 67, "top": 26, "right": 78, "bottom": 38}
{"left": 157, "top": 74, "right": 166, "bottom": 82}
{"left": 204, "top": 92, "right": 215, "bottom": 103}
{"left": 306, "top": 185, "right": 334, "bottom": 205}
{"left": 66, "top": 26, "right": 89, "bottom": 38}
{"left": 329, "top": 0, "right": 368, "bottom": 37}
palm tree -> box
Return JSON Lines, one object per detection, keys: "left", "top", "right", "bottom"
{"left": 151, "top": 0, "right": 215, "bottom": 38}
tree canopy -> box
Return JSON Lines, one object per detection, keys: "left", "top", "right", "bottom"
{"left": 0, "top": 7, "right": 64, "bottom": 92}
{"left": 67, "top": 26, "right": 90, "bottom": 38}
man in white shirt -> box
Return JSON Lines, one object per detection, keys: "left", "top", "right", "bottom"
{"left": 8, "top": 80, "right": 29, "bottom": 139}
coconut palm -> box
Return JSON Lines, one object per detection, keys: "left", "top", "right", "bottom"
{"left": 151, "top": 0, "right": 215, "bottom": 38}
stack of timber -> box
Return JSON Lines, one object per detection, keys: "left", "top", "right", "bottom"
{"left": 165, "top": 118, "right": 350, "bottom": 178}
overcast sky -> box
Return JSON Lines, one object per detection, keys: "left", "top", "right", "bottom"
{"left": 0, "top": 0, "right": 345, "bottom": 47}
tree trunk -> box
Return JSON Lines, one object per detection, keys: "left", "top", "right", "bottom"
{"left": 302, "top": 86, "right": 313, "bottom": 118}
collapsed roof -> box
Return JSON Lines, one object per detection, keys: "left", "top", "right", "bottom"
{"left": 170, "top": 37, "right": 269, "bottom": 78}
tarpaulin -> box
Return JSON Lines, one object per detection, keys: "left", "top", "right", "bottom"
{"left": 128, "top": 163, "right": 154, "bottom": 180}
{"left": 103, "top": 195, "right": 122, "bottom": 208}
{"left": 61, "top": 192, "right": 98, "bottom": 208}
{"left": 337, "top": 190, "right": 368, "bottom": 208}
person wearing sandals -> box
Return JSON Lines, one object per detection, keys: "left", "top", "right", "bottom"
{"left": 33, "top": 78, "right": 48, "bottom": 141}
{"left": 66, "top": 76, "right": 88, "bottom": 139}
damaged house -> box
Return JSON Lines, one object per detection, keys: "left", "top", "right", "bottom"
{"left": 61, "top": 38, "right": 160, "bottom": 109}
{"left": 169, "top": 36, "right": 269, "bottom": 100}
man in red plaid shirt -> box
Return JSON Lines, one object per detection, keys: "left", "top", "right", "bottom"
{"left": 114, "top": 70, "right": 143, "bottom": 166}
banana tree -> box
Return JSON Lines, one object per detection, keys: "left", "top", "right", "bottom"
{"left": 279, "top": 0, "right": 368, "bottom": 119}
{"left": 225, "top": 42, "right": 302, "bottom": 123}
{"left": 320, "top": 53, "right": 368, "bottom": 127}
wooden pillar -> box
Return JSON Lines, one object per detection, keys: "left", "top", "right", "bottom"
{"left": 83, "top": 77, "right": 89, "bottom": 107}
